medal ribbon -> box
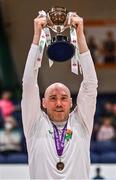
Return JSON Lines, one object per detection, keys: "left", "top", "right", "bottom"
{"left": 44, "top": 27, "right": 54, "bottom": 67}
{"left": 52, "top": 122, "right": 67, "bottom": 157}
{"left": 38, "top": 10, "right": 53, "bottom": 68}
{"left": 70, "top": 27, "right": 82, "bottom": 75}
{"left": 37, "top": 29, "right": 46, "bottom": 67}
{"left": 68, "top": 12, "right": 82, "bottom": 75}
{"left": 37, "top": 10, "right": 47, "bottom": 67}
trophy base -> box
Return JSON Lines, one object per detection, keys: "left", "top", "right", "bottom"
{"left": 47, "top": 35, "right": 75, "bottom": 62}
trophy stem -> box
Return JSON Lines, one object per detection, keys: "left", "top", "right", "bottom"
{"left": 57, "top": 26, "right": 61, "bottom": 34}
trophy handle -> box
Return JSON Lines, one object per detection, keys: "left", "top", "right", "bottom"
{"left": 46, "top": 14, "right": 54, "bottom": 27}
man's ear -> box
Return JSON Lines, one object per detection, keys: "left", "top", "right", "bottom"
{"left": 70, "top": 98, "right": 73, "bottom": 108}
{"left": 42, "top": 98, "right": 46, "bottom": 109}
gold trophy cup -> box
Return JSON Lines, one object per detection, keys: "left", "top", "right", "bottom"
{"left": 46, "top": 7, "right": 75, "bottom": 62}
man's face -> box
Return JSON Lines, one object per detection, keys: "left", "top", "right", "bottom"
{"left": 42, "top": 84, "right": 72, "bottom": 122}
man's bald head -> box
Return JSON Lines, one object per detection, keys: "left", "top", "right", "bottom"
{"left": 42, "top": 82, "right": 72, "bottom": 122}
{"left": 44, "top": 83, "right": 71, "bottom": 98}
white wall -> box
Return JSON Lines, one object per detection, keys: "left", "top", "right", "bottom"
{"left": 0, "top": 164, "right": 30, "bottom": 179}
{"left": 0, "top": 164, "right": 116, "bottom": 179}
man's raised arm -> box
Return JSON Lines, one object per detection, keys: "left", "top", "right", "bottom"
{"left": 72, "top": 15, "right": 98, "bottom": 134}
{"left": 21, "top": 16, "right": 47, "bottom": 138}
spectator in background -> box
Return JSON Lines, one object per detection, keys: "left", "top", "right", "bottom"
{"left": 0, "top": 116, "right": 22, "bottom": 155}
{"left": 111, "top": 103, "right": 116, "bottom": 129}
{"left": 91, "top": 122, "right": 100, "bottom": 141}
{"left": 0, "top": 90, "right": 20, "bottom": 123}
{"left": 97, "top": 116, "right": 115, "bottom": 141}
{"left": 102, "top": 31, "right": 116, "bottom": 63}
{"left": 92, "top": 167, "right": 105, "bottom": 179}
{"left": 88, "top": 36, "right": 98, "bottom": 63}
{"left": 112, "top": 102, "right": 116, "bottom": 116}
{"left": 102, "top": 101, "right": 114, "bottom": 117}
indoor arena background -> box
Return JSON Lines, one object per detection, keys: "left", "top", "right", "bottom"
{"left": 0, "top": 0, "right": 116, "bottom": 179}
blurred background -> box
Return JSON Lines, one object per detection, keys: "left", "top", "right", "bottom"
{"left": 0, "top": 0, "right": 116, "bottom": 179}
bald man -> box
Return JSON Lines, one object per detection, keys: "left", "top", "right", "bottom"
{"left": 21, "top": 14, "right": 98, "bottom": 179}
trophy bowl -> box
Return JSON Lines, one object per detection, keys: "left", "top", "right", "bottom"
{"left": 46, "top": 35, "right": 75, "bottom": 62}
{"left": 46, "top": 7, "right": 75, "bottom": 62}
{"left": 47, "top": 7, "right": 67, "bottom": 26}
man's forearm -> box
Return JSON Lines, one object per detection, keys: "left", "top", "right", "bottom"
{"left": 76, "top": 31, "right": 89, "bottom": 54}
{"left": 71, "top": 15, "right": 88, "bottom": 54}
{"left": 79, "top": 51, "right": 98, "bottom": 83}
{"left": 32, "top": 27, "right": 42, "bottom": 45}
{"left": 22, "top": 44, "right": 40, "bottom": 84}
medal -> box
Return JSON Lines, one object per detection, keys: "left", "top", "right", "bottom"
{"left": 52, "top": 122, "right": 67, "bottom": 171}
{"left": 56, "top": 162, "right": 64, "bottom": 171}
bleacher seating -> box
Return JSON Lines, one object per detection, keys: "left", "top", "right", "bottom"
{"left": 91, "top": 140, "right": 116, "bottom": 163}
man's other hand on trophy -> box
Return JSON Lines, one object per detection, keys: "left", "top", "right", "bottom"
{"left": 33, "top": 16, "right": 47, "bottom": 45}
{"left": 70, "top": 14, "right": 84, "bottom": 33}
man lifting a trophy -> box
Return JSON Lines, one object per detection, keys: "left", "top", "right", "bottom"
{"left": 21, "top": 6, "right": 98, "bottom": 179}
